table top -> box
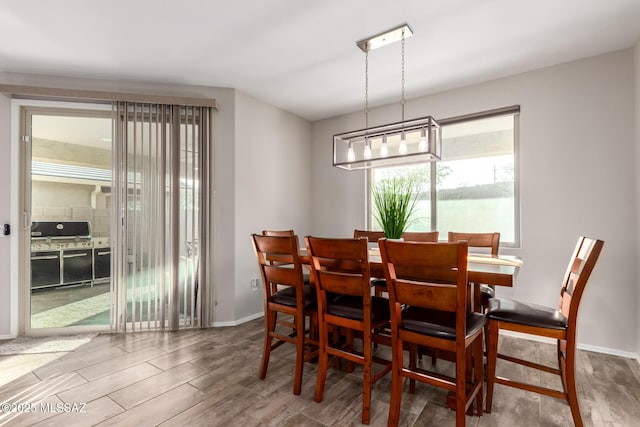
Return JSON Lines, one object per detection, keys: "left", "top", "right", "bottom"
{"left": 301, "top": 248, "right": 521, "bottom": 288}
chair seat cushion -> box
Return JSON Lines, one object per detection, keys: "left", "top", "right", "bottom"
{"left": 401, "top": 306, "right": 485, "bottom": 340}
{"left": 371, "top": 278, "right": 387, "bottom": 289}
{"left": 327, "top": 295, "right": 390, "bottom": 323}
{"left": 271, "top": 285, "right": 316, "bottom": 310}
{"left": 480, "top": 284, "right": 495, "bottom": 299}
{"left": 486, "top": 298, "right": 567, "bottom": 330}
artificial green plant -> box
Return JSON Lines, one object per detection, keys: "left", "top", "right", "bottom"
{"left": 370, "top": 175, "right": 420, "bottom": 239}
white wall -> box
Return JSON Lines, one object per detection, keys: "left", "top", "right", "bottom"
{"left": 0, "top": 72, "right": 237, "bottom": 334}
{"left": 311, "top": 49, "right": 638, "bottom": 354}
{"left": 234, "top": 90, "right": 312, "bottom": 322}
{"left": 635, "top": 39, "right": 640, "bottom": 356}
{"left": 0, "top": 94, "right": 11, "bottom": 334}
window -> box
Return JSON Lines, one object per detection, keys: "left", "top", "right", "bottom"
{"left": 369, "top": 108, "right": 519, "bottom": 246}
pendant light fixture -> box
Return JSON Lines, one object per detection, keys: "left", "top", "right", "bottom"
{"left": 333, "top": 23, "right": 442, "bottom": 170}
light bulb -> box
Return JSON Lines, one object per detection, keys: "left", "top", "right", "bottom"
{"left": 347, "top": 143, "right": 356, "bottom": 162}
{"left": 399, "top": 134, "right": 408, "bottom": 155}
{"left": 418, "top": 128, "right": 428, "bottom": 152}
{"left": 380, "top": 136, "right": 388, "bottom": 157}
{"left": 363, "top": 141, "right": 372, "bottom": 159}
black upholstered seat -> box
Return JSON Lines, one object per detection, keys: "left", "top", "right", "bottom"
{"left": 371, "top": 278, "right": 387, "bottom": 289}
{"left": 402, "top": 306, "right": 485, "bottom": 340}
{"left": 327, "top": 295, "right": 390, "bottom": 322}
{"left": 271, "top": 285, "right": 317, "bottom": 310}
{"left": 480, "top": 284, "right": 495, "bottom": 299}
{"left": 486, "top": 298, "right": 567, "bottom": 330}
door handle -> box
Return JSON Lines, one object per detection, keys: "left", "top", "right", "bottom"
{"left": 63, "top": 253, "right": 89, "bottom": 259}
{"left": 31, "top": 255, "right": 59, "bottom": 260}
{"left": 23, "top": 211, "right": 31, "bottom": 230}
{"left": 97, "top": 251, "right": 111, "bottom": 256}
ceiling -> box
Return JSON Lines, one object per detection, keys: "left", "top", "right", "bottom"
{"left": 1, "top": 0, "right": 640, "bottom": 121}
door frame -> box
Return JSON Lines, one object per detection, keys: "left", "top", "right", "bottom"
{"left": 14, "top": 99, "right": 113, "bottom": 336}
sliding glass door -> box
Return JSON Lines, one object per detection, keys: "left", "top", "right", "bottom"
{"left": 21, "top": 101, "right": 212, "bottom": 334}
{"left": 24, "top": 107, "right": 113, "bottom": 331}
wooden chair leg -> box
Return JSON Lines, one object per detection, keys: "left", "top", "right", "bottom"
{"left": 388, "top": 338, "right": 403, "bottom": 427}
{"left": 557, "top": 339, "right": 568, "bottom": 394}
{"left": 346, "top": 328, "right": 355, "bottom": 373}
{"left": 293, "top": 311, "right": 305, "bottom": 395}
{"left": 464, "top": 346, "right": 474, "bottom": 417}
{"left": 455, "top": 344, "right": 467, "bottom": 427}
{"left": 259, "top": 309, "right": 276, "bottom": 379}
{"left": 565, "top": 345, "right": 584, "bottom": 427}
{"left": 331, "top": 326, "right": 343, "bottom": 371}
{"left": 465, "top": 346, "right": 472, "bottom": 388}
{"left": 362, "top": 328, "right": 372, "bottom": 425}
{"left": 474, "top": 336, "right": 484, "bottom": 416}
{"left": 485, "top": 319, "right": 499, "bottom": 413}
{"left": 315, "top": 321, "right": 329, "bottom": 402}
{"left": 409, "top": 343, "right": 417, "bottom": 393}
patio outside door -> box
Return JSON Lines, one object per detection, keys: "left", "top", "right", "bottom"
{"left": 23, "top": 106, "right": 113, "bottom": 332}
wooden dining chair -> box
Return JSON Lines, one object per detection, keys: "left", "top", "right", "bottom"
{"left": 251, "top": 233, "right": 318, "bottom": 395}
{"left": 305, "top": 236, "right": 392, "bottom": 425}
{"left": 262, "top": 229, "right": 295, "bottom": 237}
{"left": 485, "top": 236, "right": 604, "bottom": 427}
{"left": 401, "top": 230, "right": 439, "bottom": 242}
{"left": 353, "top": 229, "right": 386, "bottom": 243}
{"left": 448, "top": 231, "right": 500, "bottom": 312}
{"left": 379, "top": 239, "right": 484, "bottom": 427}
{"left": 353, "top": 230, "right": 387, "bottom": 297}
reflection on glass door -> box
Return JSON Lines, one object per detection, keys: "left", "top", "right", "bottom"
{"left": 26, "top": 109, "right": 113, "bottom": 329}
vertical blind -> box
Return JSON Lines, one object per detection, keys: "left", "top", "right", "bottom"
{"left": 111, "top": 102, "right": 211, "bottom": 331}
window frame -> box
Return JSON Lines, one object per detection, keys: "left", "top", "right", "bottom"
{"left": 367, "top": 106, "right": 521, "bottom": 248}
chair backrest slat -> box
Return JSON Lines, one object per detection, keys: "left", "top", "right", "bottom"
{"left": 353, "top": 230, "right": 386, "bottom": 242}
{"left": 380, "top": 240, "right": 468, "bottom": 314}
{"left": 262, "top": 229, "right": 295, "bottom": 237}
{"left": 306, "top": 236, "right": 371, "bottom": 298}
{"left": 448, "top": 231, "right": 500, "bottom": 256}
{"left": 261, "top": 230, "right": 298, "bottom": 265}
{"left": 315, "top": 271, "right": 366, "bottom": 296}
{"left": 558, "top": 237, "right": 604, "bottom": 322}
{"left": 263, "top": 264, "right": 299, "bottom": 287}
{"left": 252, "top": 234, "right": 305, "bottom": 297}
{"left": 401, "top": 231, "right": 439, "bottom": 242}
{"left": 393, "top": 278, "right": 459, "bottom": 312}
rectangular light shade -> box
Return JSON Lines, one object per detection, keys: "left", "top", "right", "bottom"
{"left": 333, "top": 115, "right": 441, "bottom": 170}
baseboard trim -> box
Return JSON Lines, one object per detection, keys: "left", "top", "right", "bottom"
{"left": 210, "top": 311, "right": 264, "bottom": 327}
{"left": 500, "top": 330, "right": 639, "bottom": 360}
{"left": 0, "top": 334, "right": 17, "bottom": 340}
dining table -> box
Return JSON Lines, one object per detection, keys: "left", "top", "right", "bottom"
{"left": 367, "top": 248, "right": 521, "bottom": 285}
{"left": 300, "top": 247, "right": 522, "bottom": 312}
{"left": 368, "top": 248, "right": 522, "bottom": 311}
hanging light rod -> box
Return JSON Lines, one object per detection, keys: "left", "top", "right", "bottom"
{"left": 356, "top": 24, "right": 413, "bottom": 53}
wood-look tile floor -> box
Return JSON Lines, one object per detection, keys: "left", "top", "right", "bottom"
{"left": 0, "top": 318, "right": 639, "bottom": 426}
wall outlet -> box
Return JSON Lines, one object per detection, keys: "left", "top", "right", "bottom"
{"left": 250, "top": 278, "right": 260, "bottom": 292}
